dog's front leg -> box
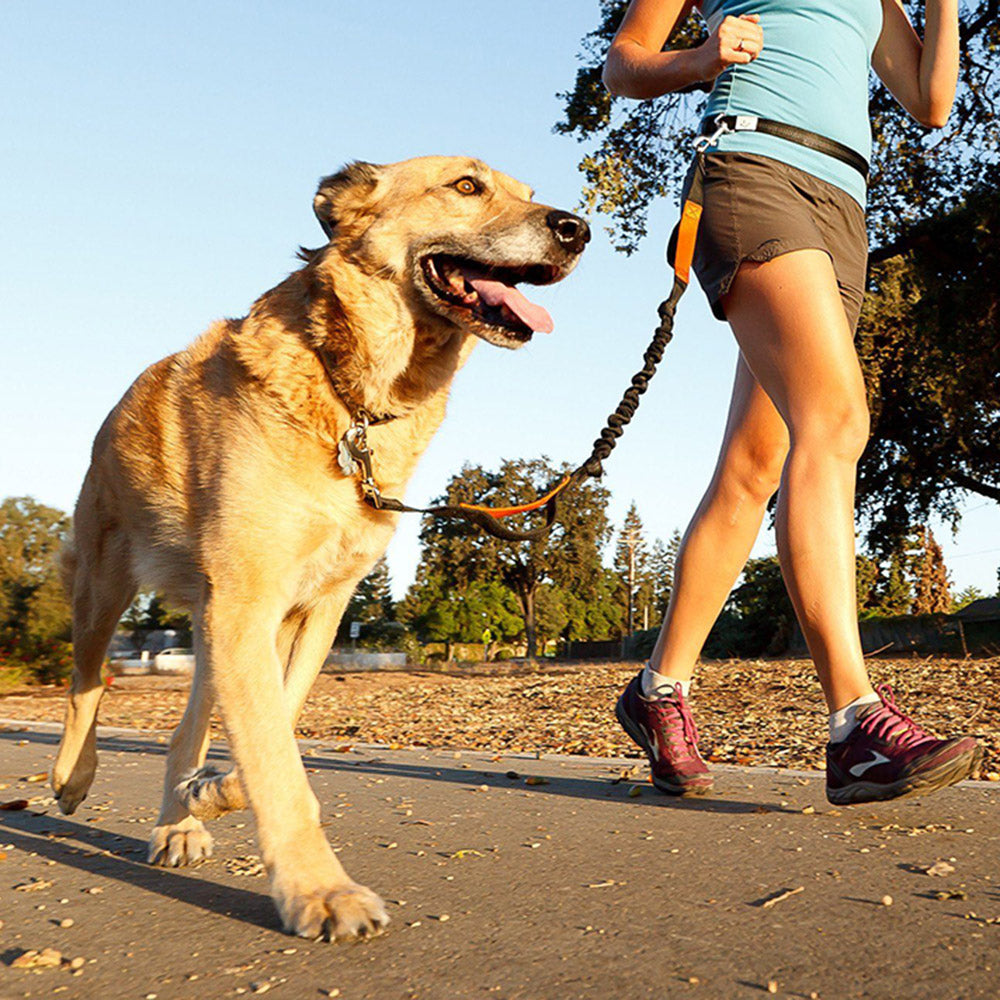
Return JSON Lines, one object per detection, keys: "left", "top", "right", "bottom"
{"left": 178, "top": 589, "right": 352, "bottom": 822}
{"left": 205, "top": 593, "right": 388, "bottom": 941}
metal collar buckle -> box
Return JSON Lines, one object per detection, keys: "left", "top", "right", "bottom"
{"left": 693, "top": 114, "right": 731, "bottom": 153}
{"left": 337, "top": 411, "right": 383, "bottom": 509}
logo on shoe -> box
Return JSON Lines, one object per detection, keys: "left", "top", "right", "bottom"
{"left": 849, "top": 750, "right": 889, "bottom": 778}
{"left": 638, "top": 721, "right": 660, "bottom": 757}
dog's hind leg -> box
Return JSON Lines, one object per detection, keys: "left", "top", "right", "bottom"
{"left": 52, "top": 525, "right": 136, "bottom": 815}
{"left": 178, "top": 591, "right": 350, "bottom": 822}
{"left": 148, "top": 614, "right": 216, "bottom": 866}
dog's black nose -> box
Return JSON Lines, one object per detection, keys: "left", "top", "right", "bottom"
{"left": 546, "top": 210, "right": 591, "bottom": 255}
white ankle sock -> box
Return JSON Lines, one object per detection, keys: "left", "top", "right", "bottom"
{"left": 641, "top": 664, "right": 691, "bottom": 700}
{"left": 828, "top": 691, "right": 881, "bottom": 742}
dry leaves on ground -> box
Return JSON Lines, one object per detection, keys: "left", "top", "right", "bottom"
{"left": 2, "top": 657, "right": 996, "bottom": 773}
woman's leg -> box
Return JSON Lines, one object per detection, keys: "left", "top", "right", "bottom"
{"left": 720, "top": 249, "right": 872, "bottom": 711}
{"left": 647, "top": 352, "right": 790, "bottom": 681}
{"left": 626, "top": 246, "right": 979, "bottom": 801}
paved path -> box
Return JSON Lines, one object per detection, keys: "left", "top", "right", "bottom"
{"left": 1, "top": 721, "right": 998, "bottom": 1000}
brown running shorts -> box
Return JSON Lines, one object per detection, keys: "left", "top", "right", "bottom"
{"left": 678, "top": 151, "right": 869, "bottom": 331}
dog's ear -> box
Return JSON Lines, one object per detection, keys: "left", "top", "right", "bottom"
{"left": 313, "top": 161, "right": 382, "bottom": 239}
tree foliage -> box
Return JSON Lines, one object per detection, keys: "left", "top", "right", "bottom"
{"left": 556, "top": 1, "right": 1000, "bottom": 253}
{"left": 404, "top": 458, "right": 615, "bottom": 658}
{"left": 336, "top": 556, "right": 402, "bottom": 648}
{"left": 120, "top": 592, "right": 192, "bottom": 644}
{"left": 857, "top": 176, "right": 1000, "bottom": 541}
{"left": 0, "top": 497, "right": 72, "bottom": 653}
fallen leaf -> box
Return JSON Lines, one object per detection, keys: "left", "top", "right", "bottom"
{"left": 925, "top": 861, "right": 956, "bottom": 877}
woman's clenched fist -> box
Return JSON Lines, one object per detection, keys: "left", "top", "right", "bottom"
{"left": 697, "top": 14, "right": 763, "bottom": 80}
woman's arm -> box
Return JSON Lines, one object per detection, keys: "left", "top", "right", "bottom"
{"left": 872, "top": 0, "right": 959, "bottom": 128}
{"left": 603, "top": 0, "right": 763, "bottom": 99}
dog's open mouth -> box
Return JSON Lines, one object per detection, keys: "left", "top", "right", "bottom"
{"left": 421, "top": 254, "right": 559, "bottom": 340}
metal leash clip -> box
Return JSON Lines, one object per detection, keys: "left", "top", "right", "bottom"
{"left": 693, "top": 114, "right": 730, "bottom": 153}
{"left": 337, "top": 411, "right": 383, "bottom": 508}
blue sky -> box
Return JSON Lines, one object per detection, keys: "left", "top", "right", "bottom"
{"left": 2, "top": 1, "right": 997, "bottom": 602}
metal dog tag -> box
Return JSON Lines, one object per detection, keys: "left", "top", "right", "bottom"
{"left": 337, "top": 437, "right": 360, "bottom": 477}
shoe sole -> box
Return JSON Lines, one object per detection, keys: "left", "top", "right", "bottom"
{"left": 826, "top": 745, "right": 981, "bottom": 806}
{"left": 614, "top": 696, "right": 713, "bottom": 797}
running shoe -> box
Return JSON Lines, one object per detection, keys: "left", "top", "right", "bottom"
{"left": 826, "top": 684, "right": 981, "bottom": 805}
{"left": 615, "top": 671, "right": 713, "bottom": 795}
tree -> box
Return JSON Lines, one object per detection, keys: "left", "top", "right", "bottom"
{"left": 120, "top": 592, "right": 192, "bottom": 646}
{"left": 857, "top": 179, "right": 1000, "bottom": 544}
{"left": 337, "top": 556, "right": 396, "bottom": 645}
{"left": 873, "top": 543, "right": 913, "bottom": 617}
{"left": 399, "top": 571, "right": 522, "bottom": 659}
{"left": 856, "top": 553, "right": 881, "bottom": 616}
{"left": 909, "top": 526, "right": 952, "bottom": 615}
{"left": 0, "top": 497, "right": 72, "bottom": 654}
{"left": 556, "top": 2, "right": 999, "bottom": 253}
{"left": 411, "top": 458, "right": 615, "bottom": 659}
{"left": 613, "top": 501, "right": 654, "bottom": 635}
{"left": 952, "top": 585, "right": 985, "bottom": 613}
{"left": 730, "top": 556, "right": 796, "bottom": 656}
{"left": 650, "top": 529, "right": 681, "bottom": 622}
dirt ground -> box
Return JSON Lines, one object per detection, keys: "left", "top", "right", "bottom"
{"left": 2, "top": 657, "right": 997, "bottom": 776}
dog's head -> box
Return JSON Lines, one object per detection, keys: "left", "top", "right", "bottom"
{"left": 311, "top": 156, "right": 589, "bottom": 348}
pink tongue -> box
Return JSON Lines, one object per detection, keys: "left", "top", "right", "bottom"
{"left": 467, "top": 276, "right": 554, "bottom": 334}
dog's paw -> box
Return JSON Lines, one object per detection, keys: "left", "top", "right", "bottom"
{"left": 147, "top": 815, "right": 214, "bottom": 867}
{"left": 52, "top": 745, "right": 97, "bottom": 816}
{"left": 175, "top": 766, "right": 246, "bottom": 821}
{"left": 278, "top": 881, "right": 389, "bottom": 942}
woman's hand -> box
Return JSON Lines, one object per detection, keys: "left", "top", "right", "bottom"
{"left": 696, "top": 14, "right": 764, "bottom": 80}
{"left": 604, "top": 1, "right": 763, "bottom": 100}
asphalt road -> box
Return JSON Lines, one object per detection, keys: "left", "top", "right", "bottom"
{"left": 1, "top": 721, "right": 998, "bottom": 1000}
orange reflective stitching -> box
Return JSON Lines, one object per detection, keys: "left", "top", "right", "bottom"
{"left": 673, "top": 199, "right": 702, "bottom": 284}
{"left": 457, "top": 476, "right": 572, "bottom": 519}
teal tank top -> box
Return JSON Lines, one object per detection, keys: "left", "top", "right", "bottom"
{"left": 698, "top": 0, "right": 883, "bottom": 207}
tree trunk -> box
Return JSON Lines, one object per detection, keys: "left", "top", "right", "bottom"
{"left": 523, "top": 588, "right": 537, "bottom": 661}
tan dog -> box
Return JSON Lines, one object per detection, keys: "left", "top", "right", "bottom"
{"left": 51, "top": 155, "right": 589, "bottom": 940}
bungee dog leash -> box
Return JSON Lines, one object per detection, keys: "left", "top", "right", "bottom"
{"left": 339, "top": 114, "right": 869, "bottom": 542}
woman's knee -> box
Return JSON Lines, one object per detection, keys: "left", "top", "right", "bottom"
{"left": 792, "top": 397, "right": 870, "bottom": 463}
{"left": 719, "top": 437, "right": 789, "bottom": 506}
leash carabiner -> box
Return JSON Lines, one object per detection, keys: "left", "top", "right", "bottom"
{"left": 338, "top": 411, "right": 384, "bottom": 509}
{"left": 693, "top": 114, "right": 730, "bottom": 153}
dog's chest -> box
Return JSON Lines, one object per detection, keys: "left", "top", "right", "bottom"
{"left": 293, "top": 495, "right": 397, "bottom": 605}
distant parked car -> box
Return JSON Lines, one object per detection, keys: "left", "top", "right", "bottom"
{"left": 153, "top": 647, "right": 196, "bottom": 675}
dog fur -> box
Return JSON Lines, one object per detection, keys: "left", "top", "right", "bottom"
{"left": 51, "top": 155, "right": 587, "bottom": 940}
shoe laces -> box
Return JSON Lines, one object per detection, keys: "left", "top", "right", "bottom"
{"left": 650, "top": 683, "right": 701, "bottom": 759}
{"left": 860, "top": 683, "right": 930, "bottom": 750}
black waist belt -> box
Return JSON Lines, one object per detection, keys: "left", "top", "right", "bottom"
{"left": 698, "top": 115, "right": 869, "bottom": 181}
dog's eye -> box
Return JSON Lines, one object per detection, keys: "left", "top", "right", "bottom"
{"left": 452, "top": 177, "right": 480, "bottom": 196}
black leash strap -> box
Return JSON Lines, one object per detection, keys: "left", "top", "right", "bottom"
{"left": 699, "top": 114, "right": 870, "bottom": 180}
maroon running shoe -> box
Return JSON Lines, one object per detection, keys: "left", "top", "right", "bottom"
{"left": 615, "top": 671, "right": 713, "bottom": 796}
{"left": 826, "top": 684, "right": 981, "bottom": 805}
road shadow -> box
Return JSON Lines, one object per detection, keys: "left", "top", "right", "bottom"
{"left": 282, "top": 752, "right": 797, "bottom": 815}
{"left": 0, "top": 808, "right": 276, "bottom": 932}
{"left": 0, "top": 726, "right": 797, "bottom": 816}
